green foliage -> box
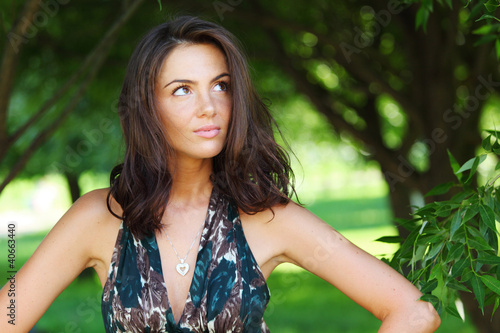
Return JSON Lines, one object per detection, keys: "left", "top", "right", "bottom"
{"left": 380, "top": 130, "right": 500, "bottom": 318}
{"left": 409, "top": 0, "right": 500, "bottom": 58}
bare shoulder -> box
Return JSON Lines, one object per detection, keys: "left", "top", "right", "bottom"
{"left": 70, "top": 187, "right": 120, "bottom": 217}
{"left": 48, "top": 188, "right": 122, "bottom": 284}
{"left": 240, "top": 200, "right": 333, "bottom": 235}
{"left": 70, "top": 187, "right": 122, "bottom": 242}
{"left": 55, "top": 188, "right": 121, "bottom": 239}
{"left": 239, "top": 201, "right": 334, "bottom": 274}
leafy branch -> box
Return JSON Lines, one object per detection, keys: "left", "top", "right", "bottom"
{"left": 406, "top": 0, "right": 500, "bottom": 58}
{"left": 379, "top": 129, "right": 500, "bottom": 318}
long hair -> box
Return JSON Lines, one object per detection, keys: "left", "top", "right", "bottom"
{"left": 107, "top": 16, "right": 297, "bottom": 238}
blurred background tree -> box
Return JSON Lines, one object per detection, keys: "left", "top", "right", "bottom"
{"left": 1, "top": 0, "right": 499, "bottom": 332}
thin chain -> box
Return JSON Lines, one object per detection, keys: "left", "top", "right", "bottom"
{"left": 161, "top": 220, "right": 205, "bottom": 263}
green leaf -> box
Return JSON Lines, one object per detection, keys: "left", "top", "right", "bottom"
{"left": 420, "top": 294, "right": 439, "bottom": 303}
{"left": 425, "top": 182, "right": 455, "bottom": 197}
{"left": 474, "top": 34, "right": 498, "bottom": 47}
{"left": 445, "top": 304, "right": 462, "bottom": 319}
{"left": 430, "top": 262, "right": 443, "bottom": 280}
{"left": 450, "top": 210, "right": 463, "bottom": 239}
{"left": 471, "top": 274, "right": 485, "bottom": 311}
{"left": 463, "top": 204, "right": 479, "bottom": 223}
{"left": 468, "top": 155, "right": 486, "bottom": 183}
{"left": 477, "top": 254, "right": 500, "bottom": 265}
{"left": 468, "top": 226, "right": 494, "bottom": 251}
{"left": 492, "top": 297, "right": 500, "bottom": 319}
{"left": 157, "top": 0, "right": 162, "bottom": 11}
{"left": 446, "top": 242, "right": 465, "bottom": 262}
{"left": 448, "top": 150, "right": 461, "bottom": 174}
{"left": 436, "top": 207, "right": 451, "bottom": 217}
{"left": 451, "top": 258, "right": 469, "bottom": 277}
{"left": 473, "top": 24, "right": 498, "bottom": 35}
{"left": 426, "top": 242, "right": 444, "bottom": 259}
{"left": 493, "top": 140, "right": 500, "bottom": 155}
{"left": 447, "top": 281, "right": 471, "bottom": 292}
{"left": 479, "top": 204, "right": 497, "bottom": 232}
{"left": 416, "top": 6, "right": 430, "bottom": 31}
{"left": 456, "top": 154, "right": 487, "bottom": 174}
{"left": 421, "top": 279, "right": 439, "bottom": 293}
{"left": 415, "top": 203, "right": 437, "bottom": 216}
{"left": 461, "top": 268, "right": 474, "bottom": 283}
{"left": 468, "top": 2, "right": 485, "bottom": 20}
{"left": 484, "top": 0, "right": 500, "bottom": 12}
{"left": 476, "top": 14, "right": 500, "bottom": 23}
{"left": 482, "top": 135, "right": 492, "bottom": 151}
{"left": 486, "top": 130, "right": 500, "bottom": 140}
{"left": 481, "top": 275, "right": 500, "bottom": 296}
{"left": 375, "top": 236, "right": 403, "bottom": 243}
{"left": 468, "top": 236, "right": 494, "bottom": 251}
{"left": 412, "top": 244, "right": 428, "bottom": 267}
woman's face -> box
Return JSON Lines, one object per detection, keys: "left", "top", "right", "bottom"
{"left": 155, "top": 43, "right": 232, "bottom": 163}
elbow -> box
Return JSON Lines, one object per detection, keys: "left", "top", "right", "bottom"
{"left": 409, "top": 300, "right": 441, "bottom": 332}
{"left": 427, "top": 304, "right": 441, "bottom": 331}
{"left": 381, "top": 300, "right": 441, "bottom": 332}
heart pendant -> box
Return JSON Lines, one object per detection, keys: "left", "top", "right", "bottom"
{"left": 176, "top": 262, "right": 189, "bottom": 276}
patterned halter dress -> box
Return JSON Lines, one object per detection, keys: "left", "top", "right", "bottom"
{"left": 101, "top": 186, "right": 271, "bottom": 332}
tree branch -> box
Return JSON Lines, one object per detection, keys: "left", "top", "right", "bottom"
{"left": 0, "top": 0, "right": 145, "bottom": 193}
{"left": 230, "top": 9, "right": 426, "bottom": 136}
{"left": 0, "top": 0, "right": 41, "bottom": 149}
{"left": 0, "top": 0, "right": 146, "bottom": 163}
{"left": 261, "top": 26, "right": 421, "bottom": 189}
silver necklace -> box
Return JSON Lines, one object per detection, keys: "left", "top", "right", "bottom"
{"left": 160, "top": 221, "right": 205, "bottom": 276}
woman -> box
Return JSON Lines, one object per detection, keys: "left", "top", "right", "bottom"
{"left": 0, "top": 16, "right": 440, "bottom": 332}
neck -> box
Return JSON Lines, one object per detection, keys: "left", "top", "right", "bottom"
{"left": 168, "top": 156, "right": 213, "bottom": 205}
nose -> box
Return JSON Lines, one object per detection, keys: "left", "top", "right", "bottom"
{"left": 197, "top": 92, "right": 216, "bottom": 118}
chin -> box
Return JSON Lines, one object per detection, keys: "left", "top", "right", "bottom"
{"left": 186, "top": 145, "right": 225, "bottom": 160}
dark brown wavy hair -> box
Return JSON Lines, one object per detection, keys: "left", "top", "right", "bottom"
{"left": 107, "top": 16, "right": 297, "bottom": 238}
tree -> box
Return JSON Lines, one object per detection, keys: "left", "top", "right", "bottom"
{"left": 0, "top": 0, "right": 145, "bottom": 200}
{"left": 198, "top": 0, "right": 500, "bottom": 330}
{"left": 384, "top": 132, "right": 500, "bottom": 333}
{"left": 1, "top": 0, "right": 499, "bottom": 330}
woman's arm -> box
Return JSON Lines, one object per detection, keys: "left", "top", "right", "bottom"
{"left": 0, "top": 189, "right": 118, "bottom": 332}
{"left": 261, "top": 202, "right": 441, "bottom": 332}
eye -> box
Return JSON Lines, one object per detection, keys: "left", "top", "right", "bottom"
{"left": 173, "top": 85, "right": 191, "bottom": 96}
{"left": 213, "top": 81, "right": 229, "bottom": 92}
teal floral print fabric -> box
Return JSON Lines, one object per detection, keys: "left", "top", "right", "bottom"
{"left": 101, "top": 186, "right": 270, "bottom": 332}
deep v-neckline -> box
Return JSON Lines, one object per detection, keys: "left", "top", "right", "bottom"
{"left": 153, "top": 186, "right": 215, "bottom": 326}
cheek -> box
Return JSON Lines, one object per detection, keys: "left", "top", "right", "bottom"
{"left": 159, "top": 102, "right": 190, "bottom": 130}
{"left": 218, "top": 97, "right": 232, "bottom": 121}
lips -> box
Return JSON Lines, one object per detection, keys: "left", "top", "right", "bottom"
{"left": 194, "top": 125, "right": 221, "bottom": 139}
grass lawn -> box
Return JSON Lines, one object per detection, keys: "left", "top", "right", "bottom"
{"left": 0, "top": 193, "right": 478, "bottom": 332}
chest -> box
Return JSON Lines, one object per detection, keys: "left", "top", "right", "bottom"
{"left": 101, "top": 198, "right": 272, "bottom": 332}
{"left": 156, "top": 227, "right": 202, "bottom": 323}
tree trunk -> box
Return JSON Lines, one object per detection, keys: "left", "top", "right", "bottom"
{"left": 63, "top": 171, "right": 80, "bottom": 203}
{"left": 0, "top": 0, "right": 145, "bottom": 194}
{"left": 460, "top": 291, "right": 500, "bottom": 333}
{"left": 385, "top": 179, "right": 413, "bottom": 240}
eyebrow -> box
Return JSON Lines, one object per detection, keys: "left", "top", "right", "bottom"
{"left": 163, "top": 73, "right": 231, "bottom": 89}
